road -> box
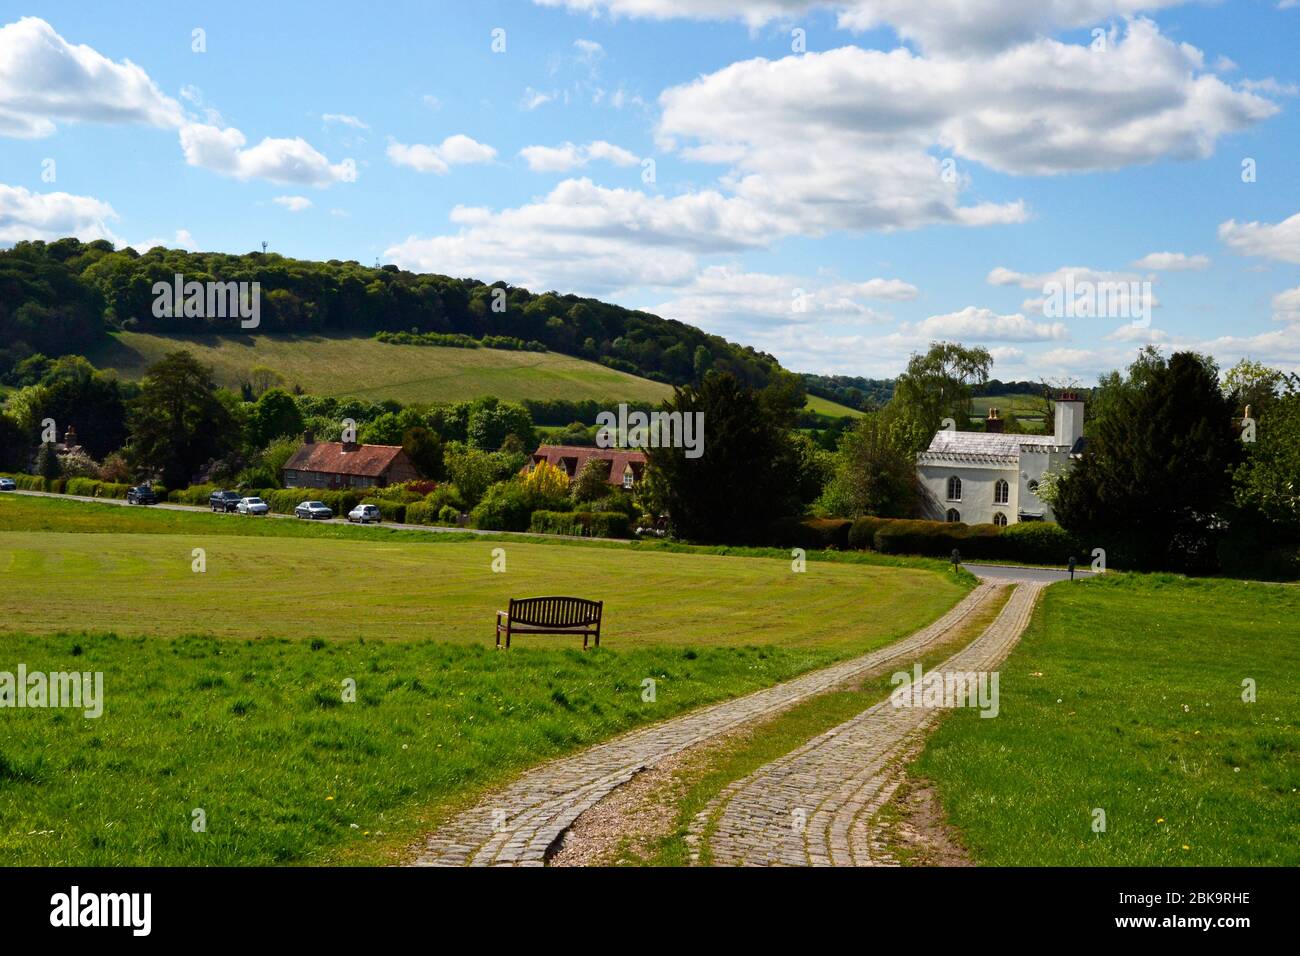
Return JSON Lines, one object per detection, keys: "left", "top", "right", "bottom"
{"left": 964, "top": 562, "right": 1096, "bottom": 584}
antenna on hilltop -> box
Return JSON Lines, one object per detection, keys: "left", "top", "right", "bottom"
{"left": 261, "top": 240, "right": 268, "bottom": 254}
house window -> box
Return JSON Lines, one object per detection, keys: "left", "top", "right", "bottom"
{"left": 946, "top": 508, "right": 961, "bottom": 523}
{"left": 946, "top": 476, "right": 962, "bottom": 501}
{"left": 622, "top": 468, "right": 634, "bottom": 489}
{"left": 994, "top": 479, "right": 1009, "bottom": 504}
{"left": 1027, "top": 479, "right": 1040, "bottom": 494}
{"left": 993, "top": 512, "right": 1008, "bottom": 527}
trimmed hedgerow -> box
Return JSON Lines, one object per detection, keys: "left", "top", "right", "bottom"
{"left": 529, "top": 510, "right": 632, "bottom": 539}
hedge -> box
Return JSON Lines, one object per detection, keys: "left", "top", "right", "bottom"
{"left": 529, "top": 510, "right": 631, "bottom": 539}
{"left": 772, "top": 513, "right": 1082, "bottom": 564}
{"left": 767, "top": 517, "right": 852, "bottom": 550}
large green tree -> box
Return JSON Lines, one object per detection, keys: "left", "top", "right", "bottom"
{"left": 244, "top": 387, "right": 305, "bottom": 449}
{"left": 645, "top": 372, "right": 799, "bottom": 544}
{"left": 888, "top": 341, "right": 992, "bottom": 451}
{"left": 128, "top": 351, "right": 235, "bottom": 487}
{"left": 1054, "top": 349, "right": 1241, "bottom": 571}
{"left": 820, "top": 407, "right": 919, "bottom": 518}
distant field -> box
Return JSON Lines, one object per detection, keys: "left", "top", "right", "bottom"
{"left": 804, "top": 394, "right": 865, "bottom": 418}
{"left": 87, "top": 332, "right": 674, "bottom": 405}
{"left": 971, "top": 393, "right": 1047, "bottom": 431}
{"left": 0, "top": 494, "right": 967, "bottom": 865}
{"left": 916, "top": 574, "right": 1300, "bottom": 865}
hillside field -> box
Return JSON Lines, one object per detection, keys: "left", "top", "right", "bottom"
{"left": 87, "top": 332, "right": 675, "bottom": 405}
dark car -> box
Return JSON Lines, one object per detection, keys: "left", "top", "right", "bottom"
{"left": 209, "top": 490, "right": 242, "bottom": 513}
{"left": 294, "top": 500, "right": 333, "bottom": 520}
{"left": 126, "top": 485, "right": 157, "bottom": 505}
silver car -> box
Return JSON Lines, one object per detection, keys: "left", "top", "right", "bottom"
{"left": 294, "top": 500, "right": 333, "bottom": 520}
{"left": 347, "top": 504, "right": 381, "bottom": 524}
{"left": 0, "top": 478, "right": 15, "bottom": 491}
{"left": 237, "top": 496, "right": 270, "bottom": 515}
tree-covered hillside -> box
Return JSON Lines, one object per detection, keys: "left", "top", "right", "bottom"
{"left": 0, "top": 238, "right": 786, "bottom": 389}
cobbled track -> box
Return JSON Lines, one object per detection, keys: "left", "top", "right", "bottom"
{"left": 409, "top": 582, "right": 1001, "bottom": 867}
{"left": 691, "top": 582, "right": 1044, "bottom": 866}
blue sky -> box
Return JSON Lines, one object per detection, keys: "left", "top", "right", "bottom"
{"left": 1, "top": 0, "right": 1298, "bottom": 381}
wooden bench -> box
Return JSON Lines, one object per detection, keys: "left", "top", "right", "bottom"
{"left": 496, "top": 596, "right": 603, "bottom": 649}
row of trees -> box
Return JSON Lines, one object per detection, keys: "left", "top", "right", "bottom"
{"left": 0, "top": 238, "right": 788, "bottom": 391}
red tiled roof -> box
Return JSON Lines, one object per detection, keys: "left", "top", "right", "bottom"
{"left": 283, "top": 441, "right": 408, "bottom": 478}
{"left": 529, "top": 444, "right": 646, "bottom": 485}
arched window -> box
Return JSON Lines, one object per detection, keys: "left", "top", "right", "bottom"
{"left": 994, "top": 479, "right": 1009, "bottom": 504}
{"left": 946, "top": 508, "right": 961, "bottom": 523}
{"left": 993, "top": 512, "right": 1008, "bottom": 527}
{"left": 946, "top": 476, "right": 962, "bottom": 501}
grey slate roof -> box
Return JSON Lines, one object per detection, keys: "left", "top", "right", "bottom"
{"left": 918, "top": 430, "right": 1072, "bottom": 464}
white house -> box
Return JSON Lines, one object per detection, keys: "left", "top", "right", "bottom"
{"left": 916, "top": 394, "right": 1086, "bottom": 526}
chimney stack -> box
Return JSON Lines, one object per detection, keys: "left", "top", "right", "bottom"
{"left": 303, "top": 429, "right": 315, "bottom": 444}
{"left": 1054, "top": 392, "right": 1086, "bottom": 448}
{"left": 985, "top": 407, "right": 1004, "bottom": 434}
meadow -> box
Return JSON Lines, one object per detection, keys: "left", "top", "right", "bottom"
{"left": 915, "top": 573, "right": 1300, "bottom": 865}
{"left": 0, "top": 495, "right": 968, "bottom": 865}
{"left": 87, "top": 331, "right": 674, "bottom": 405}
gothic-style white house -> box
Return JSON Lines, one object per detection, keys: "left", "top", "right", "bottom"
{"left": 916, "top": 394, "right": 1086, "bottom": 526}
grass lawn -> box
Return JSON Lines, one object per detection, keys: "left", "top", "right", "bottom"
{"left": 915, "top": 573, "right": 1300, "bottom": 866}
{"left": 87, "top": 331, "right": 674, "bottom": 405}
{"left": 0, "top": 495, "right": 969, "bottom": 865}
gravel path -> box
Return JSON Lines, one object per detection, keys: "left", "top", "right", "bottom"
{"left": 689, "top": 582, "right": 1044, "bottom": 866}
{"left": 409, "top": 582, "right": 1000, "bottom": 867}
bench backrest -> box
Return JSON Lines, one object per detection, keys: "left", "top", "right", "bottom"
{"left": 509, "top": 596, "right": 602, "bottom": 628}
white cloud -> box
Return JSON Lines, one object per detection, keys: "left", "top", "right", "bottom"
{"left": 520, "top": 87, "right": 555, "bottom": 110}
{"left": 533, "top": 1, "right": 1190, "bottom": 54}
{"left": 385, "top": 178, "right": 773, "bottom": 293}
{"left": 520, "top": 140, "right": 639, "bottom": 171}
{"left": 1219, "top": 212, "right": 1300, "bottom": 264}
{"left": 0, "top": 17, "right": 184, "bottom": 138}
{"left": 323, "top": 113, "right": 369, "bottom": 129}
{"left": 573, "top": 38, "right": 604, "bottom": 59}
{"left": 911, "top": 306, "right": 1069, "bottom": 341}
{"left": 989, "top": 265, "right": 1159, "bottom": 317}
{"left": 0, "top": 183, "right": 118, "bottom": 243}
{"left": 387, "top": 135, "right": 497, "bottom": 174}
{"left": 127, "top": 228, "right": 196, "bottom": 253}
{"left": 654, "top": 22, "right": 1273, "bottom": 237}
{"left": 273, "top": 195, "right": 313, "bottom": 212}
{"left": 1132, "top": 251, "right": 1210, "bottom": 270}
{"left": 1271, "top": 287, "right": 1300, "bottom": 324}
{"left": 179, "top": 123, "right": 357, "bottom": 186}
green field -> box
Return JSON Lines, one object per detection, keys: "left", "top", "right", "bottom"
{"left": 804, "top": 394, "right": 865, "bottom": 418}
{"left": 915, "top": 574, "right": 1300, "bottom": 865}
{"left": 0, "top": 495, "right": 968, "bottom": 864}
{"left": 970, "top": 393, "right": 1048, "bottom": 431}
{"left": 87, "top": 331, "right": 674, "bottom": 405}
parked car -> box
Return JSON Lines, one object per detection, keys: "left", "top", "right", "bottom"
{"left": 126, "top": 485, "right": 157, "bottom": 505}
{"left": 209, "top": 490, "right": 242, "bottom": 513}
{"left": 237, "top": 496, "right": 269, "bottom": 515}
{"left": 0, "top": 478, "right": 15, "bottom": 491}
{"left": 294, "top": 500, "right": 333, "bottom": 520}
{"left": 347, "top": 504, "right": 382, "bottom": 524}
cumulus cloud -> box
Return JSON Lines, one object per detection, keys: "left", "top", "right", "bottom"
{"left": 0, "top": 17, "right": 184, "bottom": 138}
{"left": 180, "top": 123, "right": 357, "bottom": 186}
{"left": 910, "top": 306, "right": 1069, "bottom": 341}
{"left": 520, "top": 140, "right": 639, "bottom": 172}
{"left": 1219, "top": 212, "right": 1300, "bottom": 264}
{"left": 989, "top": 265, "right": 1159, "bottom": 317}
{"left": 1132, "top": 251, "right": 1210, "bottom": 270}
{"left": 0, "top": 183, "right": 118, "bottom": 243}
{"left": 387, "top": 135, "right": 497, "bottom": 174}
{"left": 657, "top": 21, "right": 1275, "bottom": 239}
{"left": 272, "top": 195, "right": 313, "bottom": 212}
{"left": 1271, "top": 286, "right": 1300, "bottom": 324}
{"left": 385, "top": 178, "right": 775, "bottom": 292}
